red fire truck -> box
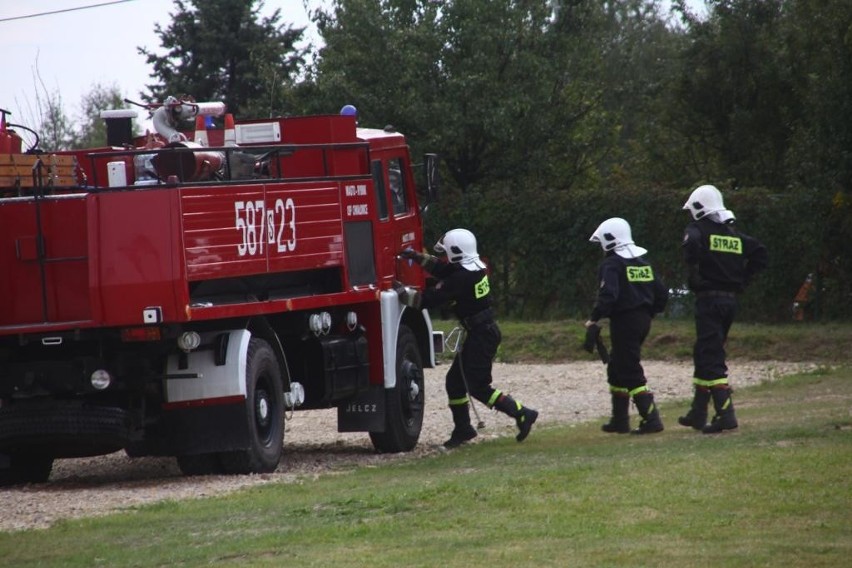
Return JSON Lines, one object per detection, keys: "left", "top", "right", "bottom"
{"left": 0, "top": 98, "right": 440, "bottom": 484}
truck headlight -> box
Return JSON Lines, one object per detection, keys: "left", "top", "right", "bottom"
{"left": 177, "top": 331, "right": 201, "bottom": 352}
{"left": 284, "top": 382, "right": 305, "bottom": 408}
{"left": 346, "top": 311, "right": 358, "bottom": 331}
{"left": 309, "top": 313, "right": 323, "bottom": 335}
{"left": 90, "top": 369, "right": 112, "bottom": 390}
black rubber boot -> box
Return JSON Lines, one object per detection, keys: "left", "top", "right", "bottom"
{"left": 702, "top": 386, "right": 738, "bottom": 434}
{"left": 493, "top": 394, "right": 539, "bottom": 442}
{"left": 678, "top": 386, "right": 710, "bottom": 430}
{"left": 631, "top": 391, "right": 664, "bottom": 435}
{"left": 443, "top": 403, "right": 477, "bottom": 448}
{"left": 602, "top": 393, "right": 630, "bottom": 433}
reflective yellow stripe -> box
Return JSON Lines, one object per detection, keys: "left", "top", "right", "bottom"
{"left": 629, "top": 385, "right": 649, "bottom": 397}
{"left": 609, "top": 386, "right": 629, "bottom": 395}
{"left": 475, "top": 275, "right": 490, "bottom": 299}
{"left": 487, "top": 390, "right": 502, "bottom": 407}
{"left": 449, "top": 395, "right": 470, "bottom": 406}
{"left": 709, "top": 235, "right": 742, "bottom": 254}
{"left": 693, "top": 378, "right": 729, "bottom": 388}
{"left": 626, "top": 266, "right": 654, "bottom": 282}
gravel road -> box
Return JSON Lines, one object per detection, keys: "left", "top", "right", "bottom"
{"left": 0, "top": 360, "right": 814, "bottom": 532}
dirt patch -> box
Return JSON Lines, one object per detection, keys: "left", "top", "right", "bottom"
{"left": 0, "top": 360, "right": 815, "bottom": 532}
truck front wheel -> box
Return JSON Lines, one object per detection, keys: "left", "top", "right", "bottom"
{"left": 0, "top": 453, "right": 53, "bottom": 486}
{"left": 219, "top": 338, "right": 284, "bottom": 474}
{"left": 370, "top": 325, "right": 425, "bottom": 453}
{"left": 176, "top": 453, "right": 223, "bottom": 476}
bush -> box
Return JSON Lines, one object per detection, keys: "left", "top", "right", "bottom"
{"left": 427, "top": 182, "right": 840, "bottom": 322}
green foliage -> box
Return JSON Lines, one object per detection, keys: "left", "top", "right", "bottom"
{"left": 429, "top": 180, "right": 830, "bottom": 321}
{"left": 783, "top": 0, "right": 852, "bottom": 192}
{"left": 124, "top": 0, "right": 850, "bottom": 321}
{"left": 139, "top": 0, "right": 307, "bottom": 116}
{"left": 307, "top": 0, "right": 616, "bottom": 192}
{"left": 664, "top": 1, "right": 852, "bottom": 319}
{"left": 2, "top": 370, "right": 850, "bottom": 566}
{"left": 70, "top": 83, "right": 128, "bottom": 149}
{"left": 430, "top": 319, "right": 852, "bottom": 364}
{"left": 670, "top": 0, "right": 796, "bottom": 187}
{"left": 34, "top": 88, "right": 75, "bottom": 152}
{"left": 781, "top": 0, "right": 852, "bottom": 317}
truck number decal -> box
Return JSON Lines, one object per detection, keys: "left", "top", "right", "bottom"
{"left": 235, "top": 198, "right": 296, "bottom": 256}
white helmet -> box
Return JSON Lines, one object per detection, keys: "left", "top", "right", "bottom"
{"left": 589, "top": 217, "right": 648, "bottom": 259}
{"left": 434, "top": 228, "right": 486, "bottom": 271}
{"left": 683, "top": 184, "right": 735, "bottom": 222}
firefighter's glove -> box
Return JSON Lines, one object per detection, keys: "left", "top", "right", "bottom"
{"left": 399, "top": 248, "right": 424, "bottom": 263}
{"left": 399, "top": 248, "right": 436, "bottom": 269}
{"left": 583, "top": 322, "right": 601, "bottom": 354}
{"left": 393, "top": 280, "right": 422, "bottom": 309}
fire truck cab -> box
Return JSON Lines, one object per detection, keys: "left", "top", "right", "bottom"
{"left": 0, "top": 100, "right": 440, "bottom": 484}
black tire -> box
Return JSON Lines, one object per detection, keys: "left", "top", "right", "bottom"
{"left": 176, "top": 453, "right": 223, "bottom": 476}
{"left": 219, "top": 338, "right": 284, "bottom": 474}
{"left": 370, "top": 325, "right": 425, "bottom": 453}
{"left": 0, "top": 404, "right": 129, "bottom": 458}
{"left": 0, "top": 454, "right": 53, "bottom": 486}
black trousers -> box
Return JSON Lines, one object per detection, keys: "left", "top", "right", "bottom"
{"left": 446, "top": 322, "right": 501, "bottom": 405}
{"left": 693, "top": 295, "right": 737, "bottom": 380}
{"left": 607, "top": 309, "right": 652, "bottom": 391}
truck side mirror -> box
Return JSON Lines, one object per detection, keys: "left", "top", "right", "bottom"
{"left": 423, "top": 153, "right": 439, "bottom": 202}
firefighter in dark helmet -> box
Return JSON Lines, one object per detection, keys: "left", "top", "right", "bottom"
{"left": 396, "top": 228, "right": 538, "bottom": 448}
{"left": 585, "top": 218, "right": 669, "bottom": 434}
{"left": 680, "top": 185, "right": 768, "bottom": 434}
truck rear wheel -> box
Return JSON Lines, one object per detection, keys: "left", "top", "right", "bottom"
{"left": 219, "top": 338, "right": 284, "bottom": 474}
{"left": 0, "top": 453, "right": 53, "bottom": 486}
{"left": 0, "top": 404, "right": 129, "bottom": 458}
{"left": 370, "top": 325, "right": 425, "bottom": 453}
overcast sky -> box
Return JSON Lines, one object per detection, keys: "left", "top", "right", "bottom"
{"left": 0, "top": 0, "right": 318, "bottom": 128}
{"left": 0, "top": 0, "right": 702, "bottom": 133}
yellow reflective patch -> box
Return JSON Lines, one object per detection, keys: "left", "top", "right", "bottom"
{"left": 475, "top": 275, "right": 490, "bottom": 299}
{"left": 629, "top": 385, "right": 649, "bottom": 397}
{"left": 626, "top": 265, "right": 654, "bottom": 282}
{"left": 693, "top": 377, "right": 729, "bottom": 387}
{"left": 710, "top": 235, "right": 742, "bottom": 254}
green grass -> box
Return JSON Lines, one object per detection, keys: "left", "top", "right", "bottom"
{"left": 432, "top": 319, "right": 852, "bottom": 364}
{"left": 1, "top": 367, "right": 849, "bottom": 567}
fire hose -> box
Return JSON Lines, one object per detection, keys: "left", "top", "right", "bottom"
{"left": 445, "top": 327, "right": 486, "bottom": 429}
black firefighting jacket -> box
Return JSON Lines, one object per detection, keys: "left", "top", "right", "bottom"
{"left": 682, "top": 218, "right": 768, "bottom": 293}
{"left": 590, "top": 253, "right": 668, "bottom": 321}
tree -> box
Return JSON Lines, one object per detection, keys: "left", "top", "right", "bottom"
{"left": 307, "top": 0, "right": 615, "bottom": 193}
{"left": 294, "top": 0, "right": 850, "bottom": 320}
{"left": 300, "top": 0, "right": 689, "bottom": 315}
{"left": 592, "top": 1, "right": 692, "bottom": 189}
{"left": 71, "top": 83, "right": 127, "bottom": 149}
{"left": 23, "top": 61, "right": 76, "bottom": 152}
{"left": 667, "top": 0, "right": 796, "bottom": 187}
{"left": 32, "top": 90, "right": 74, "bottom": 152}
{"left": 781, "top": 0, "right": 852, "bottom": 319}
{"left": 139, "top": 0, "right": 308, "bottom": 117}
{"left": 303, "top": 0, "right": 626, "bottom": 315}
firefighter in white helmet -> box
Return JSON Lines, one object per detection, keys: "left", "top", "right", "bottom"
{"left": 397, "top": 228, "right": 539, "bottom": 448}
{"left": 680, "top": 185, "right": 767, "bottom": 433}
{"left": 586, "top": 217, "right": 669, "bottom": 434}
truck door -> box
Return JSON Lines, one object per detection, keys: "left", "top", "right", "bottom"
{"left": 371, "top": 156, "right": 423, "bottom": 287}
